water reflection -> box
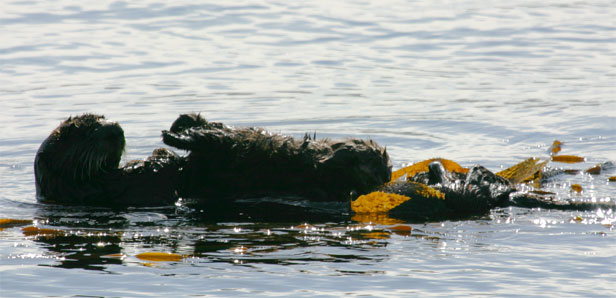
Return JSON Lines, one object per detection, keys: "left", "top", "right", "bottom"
{"left": 1, "top": 0, "right": 615, "bottom": 295}
{"left": 23, "top": 202, "right": 455, "bottom": 270}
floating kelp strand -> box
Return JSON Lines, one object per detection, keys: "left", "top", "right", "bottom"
{"left": 390, "top": 158, "right": 467, "bottom": 182}
{"left": 585, "top": 164, "right": 601, "bottom": 175}
{"left": 549, "top": 140, "right": 563, "bottom": 155}
{"left": 0, "top": 218, "right": 33, "bottom": 228}
{"left": 136, "top": 252, "right": 184, "bottom": 262}
{"left": 496, "top": 157, "right": 547, "bottom": 184}
{"left": 552, "top": 155, "right": 585, "bottom": 163}
{"left": 570, "top": 184, "right": 583, "bottom": 193}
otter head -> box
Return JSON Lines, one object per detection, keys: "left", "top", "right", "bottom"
{"left": 321, "top": 139, "right": 392, "bottom": 198}
{"left": 35, "top": 114, "right": 126, "bottom": 199}
{"left": 169, "top": 113, "right": 208, "bottom": 133}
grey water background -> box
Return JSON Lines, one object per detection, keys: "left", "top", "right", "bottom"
{"left": 1, "top": 0, "right": 615, "bottom": 297}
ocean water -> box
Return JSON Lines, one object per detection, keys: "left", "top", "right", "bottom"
{"left": 1, "top": 1, "right": 615, "bottom": 297}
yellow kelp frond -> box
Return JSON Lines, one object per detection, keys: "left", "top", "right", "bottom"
{"left": 351, "top": 191, "right": 412, "bottom": 213}
{"left": 381, "top": 181, "right": 446, "bottom": 200}
{"left": 390, "top": 158, "right": 468, "bottom": 182}
{"left": 552, "top": 155, "right": 585, "bottom": 163}
{"left": 136, "top": 252, "right": 184, "bottom": 262}
{"left": 570, "top": 184, "right": 583, "bottom": 193}
{"left": 585, "top": 164, "right": 601, "bottom": 175}
{"left": 22, "top": 226, "right": 65, "bottom": 237}
{"left": 550, "top": 140, "right": 562, "bottom": 155}
{"left": 351, "top": 213, "right": 405, "bottom": 225}
{"left": 0, "top": 218, "right": 33, "bottom": 228}
{"left": 351, "top": 181, "right": 446, "bottom": 213}
{"left": 496, "top": 157, "right": 547, "bottom": 184}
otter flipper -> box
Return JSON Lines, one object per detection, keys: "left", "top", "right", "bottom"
{"left": 162, "top": 129, "right": 206, "bottom": 151}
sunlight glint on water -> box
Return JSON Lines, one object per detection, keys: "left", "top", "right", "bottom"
{"left": 0, "top": 1, "right": 615, "bottom": 297}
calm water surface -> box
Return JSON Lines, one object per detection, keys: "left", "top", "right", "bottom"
{"left": 1, "top": 1, "right": 615, "bottom": 297}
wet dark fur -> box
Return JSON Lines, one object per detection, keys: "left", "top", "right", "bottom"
{"left": 35, "top": 114, "right": 181, "bottom": 206}
{"left": 162, "top": 113, "right": 392, "bottom": 202}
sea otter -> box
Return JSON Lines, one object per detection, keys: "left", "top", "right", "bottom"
{"left": 34, "top": 113, "right": 391, "bottom": 206}
{"left": 34, "top": 114, "right": 182, "bottom": 206}
{"left": 162, "top": 113, "right": 392, "bottom": 202}
{"left": 36, "top": 114, "right": 610, "bottom": 219}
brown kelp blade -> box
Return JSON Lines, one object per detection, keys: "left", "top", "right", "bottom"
{"left": 496, "top": 157, "right": 548, "bottom": 184}
{"left": 0, "top": 218, "right": 33, "bottom": 228}
{"left": 585, "top": 164, "right": 601, "bottom": 175}
{"left": 390, "top": 158, "right": 468, "bottom": 182}
{"left": 351, "top": 213, "right": 406, "bottom": 225}
{"left": 551, "top": 155, "right": 585, "bottom": 163}
{"left": 549, "top": 140, "right": 562, "bottom": 155}
{"left": 570, "top": 184, "right": 583, "bottom": 193}
{"left": 136, "top": 252, "right": 184, "bottom": 262}
{"left": 351, "top": 192, "right": 413, "bottom": 213}
{"left": 351, "top": 181, "right": 445, "bottom": 213}
{"left": 22, "top": 226, "right": 65, "bottom": 237}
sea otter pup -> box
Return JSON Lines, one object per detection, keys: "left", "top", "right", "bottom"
{"left": 162, "top": 113, "right": 392, "bottom": 202}
{"left": 34, "top": 114, "right": 182, "bottom": 206}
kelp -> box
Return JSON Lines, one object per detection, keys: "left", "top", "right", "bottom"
{"left": 496, "top": 157, "right": 547, "bottom": 184}
{"left": 136, "top": 252, "right": 184, "bottom": 262}
{"left": 350, "top": 138, "right": 612, "bottom": 219}
{"left": 570, "top": 184, "right": 583, "bottom": 193}
{"left": 22, "top": 226, "right": 65, "bottom": 237}
{"left": 552, "top": 155, "right": 585, "bottom": 163}
{"left": 350, "top": 213, "right": 405, "bottom": 225}
{"left": 354, "top": 156, "right": 551, "bottom": 216}
{"left": 585, "top": 164, "right": 601, "bottom": 175}
{"left": 0, "top": 218, "right": 33, "bottom": 228}
{"left": 549, "top": 140, "right": 562, "bottom": 155}
{"left": 351, "top": 182, "right": 445, "bottom": 214}
{"left": 390, "top": 158, "right": 467, "bottom": 182}
{"left": 351, "top": 192, "right": 414, "bottom": 214}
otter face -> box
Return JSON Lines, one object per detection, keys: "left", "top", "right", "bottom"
{"left": 35, "top": 114, "right": 125, "bottom": 192}
{"left": 322, "top": 139, "right": 392, "bottom": 197}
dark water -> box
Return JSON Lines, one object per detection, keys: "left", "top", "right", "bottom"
{"left": 1, "top": 1, "right": 615, "bottom": 297}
